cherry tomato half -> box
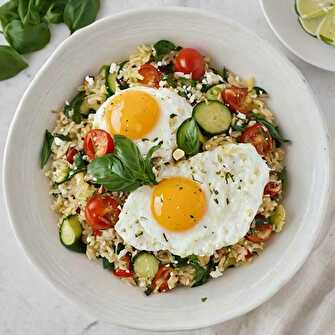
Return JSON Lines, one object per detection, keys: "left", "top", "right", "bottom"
{"left": 138, "top": 64, "right": 162, "bottom": 88}
{"left": 264, "top": 181, "right": 281, "bottom": 198}
{"left": 66, "top": 147, "right": 78, "bottom": 164}
{"left": 222, "top": 86, "right": 250, "bottom": 113}
{"left": 152, "top": 266, "right": 171, "bottom": 292}
{"left": 114, "top": 255, "right": 133, "bottom": 278}
{"left": 174, "top": 48, "right": 205, "bottom": 80}
{"left": 84, "top": 129, "right": 114, "bottom": 160}
{"left": 240, "top": 123, "right": 273, "bottom": 156}
{"left": 85, "top": 194, "right": 121, "bottom": 232}
{"left": 246, "top": 224, "right": 273, "bottom": 243}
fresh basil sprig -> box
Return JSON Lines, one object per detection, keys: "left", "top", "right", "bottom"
{"left": 0, "top": 45, "right": 28, "bottom": 80}
{"left": 88, "top": 135, "right": 159, "bottom": 192}
{"left": 64, "top": 91, "right": 85, "bottom": 124}
{"left": 252, "top": 114, "right": 291, "bottom": 146}
{"left": 176, "top": 118, "right": 201, "bottom": 156}
{"left": 64, "top": 0, "right": 100, "bottom": 34}
{"left": 4, "top": 19, "right": 50, "bottom": 54}
{"left": 40, "top": 129, "right": 54, "bottom": 168}
{"left": 154, "top": 39, "right": 177, "bottom": 60}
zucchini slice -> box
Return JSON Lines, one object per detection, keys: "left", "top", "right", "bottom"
{"left": 193, "top": 101, "right": 232, "bottom": 134}
{"left": 133, "top": 252, "right": 159, "bottom": 279}
{"left": 206, "top": 84, "right": 225, "bottom": 100}
{"left": 51, "top": 160, "right": 70, "bottom": 184}
{"left": 59, "top": 215, "right": 86, "bottom": 253}
{"left": 107, "top": 71, "right": 118, "bottom": 95}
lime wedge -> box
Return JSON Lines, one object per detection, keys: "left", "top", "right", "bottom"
{"left": 317, "top": 7, "right": 335, "bottom": 45}
{"left": 296, "top": 0, "right": 335, "bottom": 19}
{"left": 298, "top": 15, "right": 325, "bottom": 36}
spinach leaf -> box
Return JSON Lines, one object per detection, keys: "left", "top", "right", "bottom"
{"left": 87, "top": 136, "right": 159, "bottom": 192}
{"left": 0, "top": 0, "right": 19, "bottom": 31}
{"left": 176, "top": 118, "right": 201, "bottom": 156}
{"left": 64, "top": 0, "right": 100, "bottom": 33}
{"left": 44, "top": 0, "right": 66, "bottom": 24}
{"left": 4, "top": 19, "right": 50, "bottom": 54}
{"left": 0, "top": 45, "right": 28, "bottom": 80}
{"left": 53, "top": 133, "right": 71, "bottom": 141}
{"left": 40, "top": 129, "right": 53, "bottom": 168}
{"left": 64, "top": 91, "right": 85, "bottom": 124}
{"left": 252, "top": 114, "right": 291, "bottom": 146}
{"left": 154, "top": 39, "right": 176, "bottom": 60}
{"left": 18, "top": 0, "right": 40, "bottom": 25}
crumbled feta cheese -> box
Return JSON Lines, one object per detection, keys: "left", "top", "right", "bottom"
{"left": 118, "top": 248, "right": 128, "bottom": 259}
{"left": 109, "top": 63, "right": 119, "bottom": 73}
{"left": 210, "top": 267, "right": 223, "bottom": 278}
{"left": 248, "top": 120, "right": 257, "bottom": 126}
{"left": 202, "top": 71, "right": 223, "bottom": 85}
{"left": 157, "top": 61, "right": 162, "bottom": 67}
{"left": 172, "top": 148, "right": 185, "bottom": 161}
{"left": 196, "top": 83, "right": 203, "bottom": 90}
{"left": 237, "top": 112, "right": 246, "bottom": 120}
{"left": 54, "top": 137, "right": 65, "bottom": 146}
{"left": 159, "top": 80, "right": 167, "bottom": 88}
{"left": 85, "top": 75, "right": 94, "bottom": 88}
{"left": 175, "top": 72, "right": 192, "bottom": 79}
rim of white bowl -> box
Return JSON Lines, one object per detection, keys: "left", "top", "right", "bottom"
{"left": 259, "top": 0, "right": 335, "bottom": 72}
{"left": 2, "top": 6, "right": 332, "bottom": 331}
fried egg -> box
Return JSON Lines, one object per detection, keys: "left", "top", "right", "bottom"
{"left": 94, "top": 87, "right": 192, "bottom": 162}
{"left": 115, "top": 143, "right": 270, "bottom": 257}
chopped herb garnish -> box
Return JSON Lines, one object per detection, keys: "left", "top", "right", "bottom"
{"left": 214, "top": 198, "right": 219, "bottom": 205}
{"left": 225, "top": 172, "right": 235, "bottom": 184}
{"left": 170, "top": 113, "right": 177, "bottom": 118}
{"left": 201, "top": 297, "right": 208, "bottom": 302}
{"left": 163, "top": 233, "right": 168, "bottom": 242}
{"left": 135, "top": 231, "right": 143, "bottom": 238}
{"left": 226, "top": 198, "right": 230, "bottom": 205}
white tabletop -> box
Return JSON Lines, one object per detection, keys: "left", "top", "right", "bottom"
{"left": 1, "top": 1, "right": 334, "bottom": 334}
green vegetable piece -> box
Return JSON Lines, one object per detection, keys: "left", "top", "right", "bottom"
{"left": 154, "top": 39, "right": 176, "bottom": 59}
{"left": 102, "top": 257, "right": 114, "bottom": 270}
{"left": 279, "top": 168, "right": 288, "bottom": 196}
{"left": 133, "top": 252, "right": 159, "bottom": 280}
{"left": 44, "top": 0, "right": 66, "bottom": 24}
{"left": 176, "top": 118, "right": 201, "bottom": 156}
{"left": 40, "top": 129, "right": 53, "bottom": 168}
{"left": 64, "top": 91, "right": 85, "bottom": 124}
{"left": 193, "top": 100, "right": 232, "bottom": 135}
{"left": 206, "top": 84, "right": 225, "bottom": 100}
{"left": 253, "top": 86, "right": 268, "bottom": 97}
{"left": 0, "top": 0, "right": 19, "bottom": 31}
{"left": 64, "top": 0, "right": 100, "bottom": 33}
{"left": 53, "top": 133, "right": 71, "bottom": 141}
{"left": 107, "top": 71, "right": 118, "bottom": 95}
{"left": 18, "top": 0, "right": 41, "bottom": 25}
{"left": 4, "top": 19, "right": 50, "bottom": 54}
{"left": 57, "top": 151, "right": 87, "bottom": 184}
{"left": 59, "top": 215, "right": 86, "bottom": 253}
{"left": 0, "top": 45, "right": 28, "bottom": 80}
{"left": 51, "top": 160, "right": 70, "bottom": 184}
{"left": 270, "top": 204, "right": 286, "bottom": 232}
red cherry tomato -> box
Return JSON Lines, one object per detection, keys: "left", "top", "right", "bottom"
{"left": 240, "top": 123, "right": 273, "bottom": 156}
{"left": 113, "top": 255, "right": 133, "bottom": 278}
{"left": 246, "top": 224, "right": 273, "bottom": 243}
{"left": 84, "top": 129, "right": 114, "bottom": 160}
{"left": 264, "top": 181, "right": 281, "bottom": 198}
{"left": 174, "top": 48, "right": 205, "bottom": 80}
{"left": 85, "top": 194, "right": 121, "bottom": 232}
{"left": 66, "top": 147, "right": 78, "bottom": 164}
{"left": 152, "top": 266, "right": 171, "bottom": 292}
{"left": 138, "top": 64, "right": 162, "bottom": 88}
{"left": 222, "top": 86, "right": 250, "bottom": 113}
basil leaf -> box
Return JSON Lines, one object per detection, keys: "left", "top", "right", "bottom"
{"left": 191, "top": 262, "right": 209, "bottom": 287}
{"left": 4, "top": 20, "right": 50, "bottom": 54}
{"left": 176, "top": 118, "right": 201, "bottom": 156}
{"left": 143, "top": 144, "right": 160, "bottom": 183}
{"left": 252, "top": 114, "right": 291, "bottom": 146}
{"left": 0, "top": 45, "right": 28, "bottom": 80}
{"left": 154, "top": 39, "right": 176, "bottom": 59}
{"left": 0, "top": 0, "right": 19, "bottom": 31}
{"left": 88, "top": 154, "right": 142, "bottom": 192}
{"left": 64, "top": 91, "right": 85, "bottom": 124}
{"left": 40, "top": 129, "right": 53, "bottom": 168}
{"left": 18, "top": 0, "right": 40, "bottom": 25}
{"left": 53, "top": 133, "right": 71, "bottom": 141}
{"left": 64, "top": 0, "right": 100, "bottom": 34}
{"left": 44, "top": 0, "right": 66, "bottom": 24}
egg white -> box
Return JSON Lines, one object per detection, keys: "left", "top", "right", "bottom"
{"left": 94, "top": 86, "right": 192, "bottom": 163}
{"left": 115, "top": 143, "right": 270, "bottom": 257}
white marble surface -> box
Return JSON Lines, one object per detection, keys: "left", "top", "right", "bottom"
{"left": 0, "top": 1, "right": 334, "bottom": 334}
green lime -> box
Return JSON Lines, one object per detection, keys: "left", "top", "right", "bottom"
{"left": 296, "top": 0, "right": 334, "bottom": 19}
{"left": 317, "top": 7, "right": 335, "bottom": 45}
{"left": 298, "top": 14, "right": 325, "bottom": 36}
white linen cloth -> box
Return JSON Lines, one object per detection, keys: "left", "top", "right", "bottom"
{"left": 0, "top": 1, "right": 334, "bottom": 334}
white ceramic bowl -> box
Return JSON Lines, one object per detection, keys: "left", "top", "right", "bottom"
{"left": 260, "top": 0, "right": 335, "bottom": 72}
{"left": 3, "top": 7, "right": 331, "bottom": 331}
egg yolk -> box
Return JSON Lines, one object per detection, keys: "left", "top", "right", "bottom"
{"left": 104, "top": 90, "right": 160, "bottom": 140}
{"left": 151, "top": 177, "right": 207, "bottom": 232}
